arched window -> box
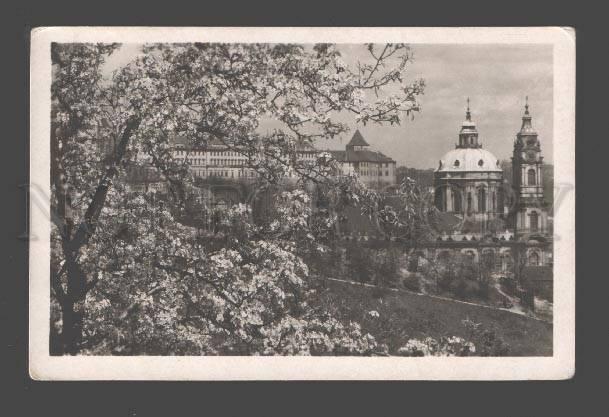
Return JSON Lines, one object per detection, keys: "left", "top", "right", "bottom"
{"left": 530, "top": 211, "right": 539, "bottom": 232}
{"left": 528, "top": 168, "right": 537, "bottom": 186}
{"left": 434, "top": 187, "right": 444, "bottom": 211}
{"left": 452, "top": 189, "right": 462, "bottom": 213}
{"left": 478, "top": 187, "right": 486, "bottom": 213}
{"left": 528, "top": 251, "right": 540, "bottom": 266}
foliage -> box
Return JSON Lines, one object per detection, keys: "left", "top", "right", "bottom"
{"left": 425, "top": 252, "right": 490, "bottom": 300}
{"left": 374, "top": 248, "right": 400, "bottom": 288}
{"left": 316, "top": 279, "right": 546, "bottom": 356}
{"left": 402, "top": 274, "right": 421, "bottom": 292}
{"left": 376, "top": 177, "right": 437, "bottom": 244}
{"left": 49, "top": 42, "right": 425, "bottom": 355}
{"left": 397, "top": 336, "right": 476, "bottom": 357}
{"left": 395, "top": 166, "right": 434, "bottom": 188}
{"left": 462, "top": 318, "right": 510, "bottom": 356}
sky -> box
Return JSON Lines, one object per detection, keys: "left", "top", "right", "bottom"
{"left": 102, "top": 43, "right": 553, "bottom": 169}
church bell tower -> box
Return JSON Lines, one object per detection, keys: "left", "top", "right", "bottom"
{"left": 511, "top": 98, "right": 548, "bottom": 237}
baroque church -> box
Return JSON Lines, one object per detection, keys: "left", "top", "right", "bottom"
{"left": 431, "top": 98, "right": 552, "bottom": 299}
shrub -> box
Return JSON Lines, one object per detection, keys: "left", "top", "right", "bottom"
{"left": 477, "top": 279, "right": 490, "bottom": 300}
{"left": 375, "top": 249, "right": 400, "bottom": 288}
{"left": 346, "top": 244, "right": 373, "bottom": 283}
{"left": 402, "top": 274, "right": 421, "bottom": 292}
{"left": 500, "top": 276, "right": 518, "bottom": 296}
{"left": 462, "top": 318, "right": 510, "bottom": 356}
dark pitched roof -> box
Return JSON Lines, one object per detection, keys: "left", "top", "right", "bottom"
{"left": 347, "top": 130, "right": 369, "bottom": 147}
{"left": 328, "top": 149, "right": 394, "bottom": 163}
{"left": 170, "top": 135, "right": 226, "bottom": 148}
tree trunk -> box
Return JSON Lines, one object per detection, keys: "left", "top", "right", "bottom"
{"left": 57, "top": 250, "right": 92, "bottom": 354}
{"left": 54, "top": 117, "right": 141, "bottom": 355}
{"left": 60, "top": 298, "right": 85, "bottom": 355}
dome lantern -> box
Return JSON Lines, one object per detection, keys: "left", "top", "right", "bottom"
{"left": 458, "top": 97, "right": 481, "bottom": 149}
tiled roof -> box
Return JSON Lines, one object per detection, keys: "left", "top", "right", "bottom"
{"left": 328, "top": 149, "right": 394, "bottom": 163}
{"left": 170, "top": 135, "right": 226, "bottom": 148}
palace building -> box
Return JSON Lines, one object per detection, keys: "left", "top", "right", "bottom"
{"left": 166, "top": 129, "right": 396, "bottom": 187}
{"left": 328, "top": 130, "right": 397, "bottom": 188}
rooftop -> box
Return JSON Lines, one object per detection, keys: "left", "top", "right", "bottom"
{"left": 329, "top": 149, "right": 394, "bottom": 163}
{"left": 346, "top": 130, "right": 370, "bottom": 147}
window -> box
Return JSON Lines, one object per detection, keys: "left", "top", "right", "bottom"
{"left": 435, "top": 187, "right": 446, "bottom": 211}
{"left": 453, "top": 160, "right": 460, "bottom": 167}
{"left": 467, "top": 192, "right": 472, "bottom": 213}
{"left": 452, "top": 189, "right": 462, "bottom": 213}
{"left": 528, "top": 168, "right": 536, "bottom": 185}
{"left": 530, "top": 211, "right": 539, "bottom": 232}
{"left": 528, "top": 251, "right": 540, "bottom": 266}
{"left": 477, "top": 187, "right": 486, "bottom": 212}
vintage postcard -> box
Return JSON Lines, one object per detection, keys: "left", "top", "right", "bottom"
{"left": 29, "top": 27, "right": 575, "bottom": 380}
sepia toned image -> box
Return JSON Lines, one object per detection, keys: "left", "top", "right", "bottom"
{"left": 29, "top": 27, "right": 575, "bottom": 380}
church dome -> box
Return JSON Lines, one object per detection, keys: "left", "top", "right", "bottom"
{"left": 436, "top": 147, "right": 502, "bottom": 173}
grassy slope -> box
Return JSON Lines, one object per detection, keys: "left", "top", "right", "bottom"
{"left": 316, "top": 279, "right": 552, "bottom": 356}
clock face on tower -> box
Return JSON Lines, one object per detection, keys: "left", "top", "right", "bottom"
{"left": 526, "top": 150, "right": 537, "bottom": 162}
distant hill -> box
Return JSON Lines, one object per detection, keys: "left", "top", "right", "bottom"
{"left": 396, "top": 166, "right": 435, "bottom": 187}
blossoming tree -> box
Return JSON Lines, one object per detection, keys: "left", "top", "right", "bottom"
{"left": 50, "top": 42, "right": 424, "bottom": 354}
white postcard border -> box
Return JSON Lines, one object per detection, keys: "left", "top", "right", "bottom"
{"left": 29, "top": 27, "right": 575, "bottom": 380}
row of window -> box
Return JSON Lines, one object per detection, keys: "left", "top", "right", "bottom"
{"left": 356, "top": 169, "right": 391, "bottom": 177}
{"left": 175, "top": 149, "right": 245, "bottom": 158}
{"left": 185, "top": 158, "right": 248, "bottom": 166}
{"left": 193, "top": 170, "right": 256, "bottom": 178}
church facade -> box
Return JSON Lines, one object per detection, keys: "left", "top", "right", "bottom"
{"left": 430, "top": 99, "right": 553, "bottom": 300}
{"left": 434, "top": 99, "right": 505, "bottom": 228}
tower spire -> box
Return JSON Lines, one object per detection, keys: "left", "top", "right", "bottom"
{"left": 519, "top": 96, "right": 535, "bottom": 134}
{"left": 466, "top": 97, "right": 471, "bottom": 121}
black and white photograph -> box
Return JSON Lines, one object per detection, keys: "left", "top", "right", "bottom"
{"left": 29, "top": 27, "right": 575, "bottom": 380}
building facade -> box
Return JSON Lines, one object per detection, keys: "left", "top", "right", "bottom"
{"left": 169, "top": 130, "right": 397, "bottom": 187}
{"left": 510, "top": 97, "right": 550, "bottom": 238}
{"left": 432, "top": 99, "right": 552, "bottom": 277}
{"left": 172, "top": 137, "right": 259, "bottom": 180}
{"left": 434, "top": 100, "right": 504, "bottom": 227}
{"left": 328, "top": 130, "right": 397, "bottom": 188}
